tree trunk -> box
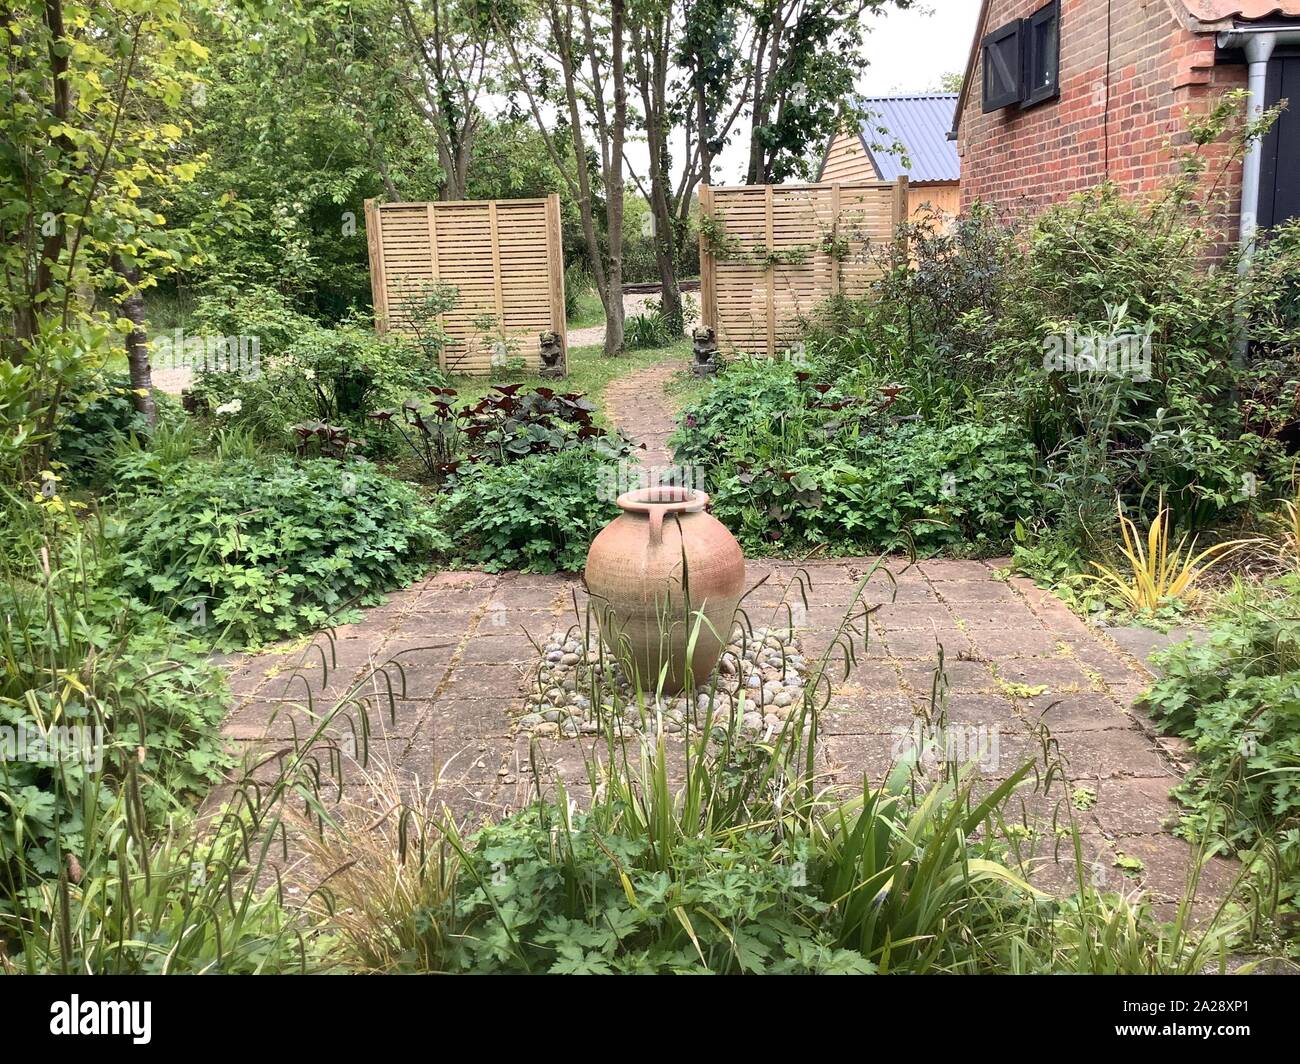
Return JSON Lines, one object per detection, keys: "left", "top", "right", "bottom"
{"left": 632, "top": 10, "right": 683, "bottom": 338}
{"left": 113, "top": 257, "right": 156, "bottom": 428}
{"left": 603, "top": 0, "right": 627, "bottom": 357}
{"left": 649, "top": 175, "right": 682, "bottom": 336}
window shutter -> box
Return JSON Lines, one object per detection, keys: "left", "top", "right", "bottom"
{"left": 981, "top": 20, "right": 1023, "bottom": 113}
{"left": 1024, "top": 1, "right": 1061, "bottom": 107}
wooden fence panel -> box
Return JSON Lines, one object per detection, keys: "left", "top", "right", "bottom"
{"left": 366, "top": 194, "right": 567, "bottom": 376}
{"left": 699, "top": 179, "right": 905, "bottom": 358}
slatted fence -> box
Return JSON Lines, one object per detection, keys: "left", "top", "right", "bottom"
{"left": 699, "top": 179, "right": 907, "bottom": 357}
{"left": 365, "top": 194, "right": 567, "bottom": 376}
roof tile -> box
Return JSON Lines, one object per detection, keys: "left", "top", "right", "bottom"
{"left": 1182, "top": 1, "right": 1300, "bottom": 21}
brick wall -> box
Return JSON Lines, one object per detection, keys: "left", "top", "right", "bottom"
{"left": 958, "top": 0, "right": 1246, "bottom": 244}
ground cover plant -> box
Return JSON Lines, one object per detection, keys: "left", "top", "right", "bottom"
{"left": 1143, "top": 577, "right": 1300, "bottom": 919}
{"left": 433, "top": 446, "right": 620, "bottom": 572}
{"left": 673, "top": 356, "right": 1039, "bottom": 554}
{"left": 109, "top": 454, "right": 443, "bottom": 646}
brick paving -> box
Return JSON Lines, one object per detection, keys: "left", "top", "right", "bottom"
{"left": 602, "top": 359, "right": 680, "bottom": 467}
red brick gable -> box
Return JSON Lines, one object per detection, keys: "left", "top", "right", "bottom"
{"left": 955, "top": 0, "right": 1247, "bottom": 246}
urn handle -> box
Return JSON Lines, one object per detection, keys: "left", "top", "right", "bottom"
{"left": 647, "top": 507, "right": 664, "bottom": 548}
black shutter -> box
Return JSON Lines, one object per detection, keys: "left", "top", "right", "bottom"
{"left": 982, "top": 19, "right": 1023, "bottom": 113}
{"left": 1023, "top": 1, "right": 1061, "bottom": 108}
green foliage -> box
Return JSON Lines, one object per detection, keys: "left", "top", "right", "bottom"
{"left": 716, "top": 422, "right": 1038, "bottom": 554}
{"left": 112, "top": 457, "right": 443, "bottom": 646}
{"left": 0, "top": 524, "right": 229, "bottom": 888}
{"left": 165, "top": 4, "right": 443, "bottom": 316}
{"left": 51, "top": 374, "right": 148, "bottom": 484}
{"left": 674, "top": 358, "right": 1038, "bottom": 554}
{"left": 671, "top": 355, "right": 805, "bottom": 468}
{"left": 446, "top": 808, "right": 877, "bottom": 974}
{"left": 190, "top": 285, "right": 444, "bottom": 449}
{"left": 6, "top": 806, "right": 313, "bottom": 974}
{"left": 437, "top": 447, "right": 618, "bottom": 572}
{"left": 1, "top": 0, "right": 211, "bottom": 480}
{"left": 373, "top": 383, "right": 633, "bottom": 484}
{"left": 189, "top": 283, "right": 314, "bottom": 358}
{"left": 51, "top": 373, "right": 184, "bottom": 485}
{"left": 1240, "top": 220, "right": 1300, "bottom": 443}
{"left": 624, "top": 311, "right": 672, "bottom": 350}
{"left": 1144, "top": 579, "right": 1300, "bottom": 908}
{"left": 800, "top": 164, "right": 1298, "bottom": 562}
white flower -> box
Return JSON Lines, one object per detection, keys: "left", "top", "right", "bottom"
{"left": 214, "top": 398, "right": 242, "bottom": 416}
{"left": 303, "top": 367, "right": 316, "bottom": 381}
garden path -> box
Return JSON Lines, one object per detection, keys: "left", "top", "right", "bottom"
{"left": 565, "top": 292, "right": 656, "bottom": 350}
{"left": 601, "top": 358, "right": 681, "bottom": 467}
{"left": 219, "top": 367, "right": 1235, "bottom": 919}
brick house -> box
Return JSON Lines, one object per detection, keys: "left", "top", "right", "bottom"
{"left": 953, "top": 1, "right": 1300, "bottom": 248}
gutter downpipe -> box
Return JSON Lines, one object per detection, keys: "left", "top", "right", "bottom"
{"left": 1218, "top": 26, "right": 1300, "bottom": 363}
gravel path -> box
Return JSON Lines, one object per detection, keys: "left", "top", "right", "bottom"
{"left": 567, "top": 292, "right": 657, "bottom": 349}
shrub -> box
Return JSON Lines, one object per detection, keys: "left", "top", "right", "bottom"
{"left": 0, "top": 529, "right": 229, "bottom": 885}
{"left": 710, "top": 421, "right": 1039, "bottom": 554}
{"left": 52, "top": 374, "right": 148, "bottom": 485}
{"left": 671, "top": 356, "right": 807, "bottom": 469}
{"left": 791, "top": 102, "right": 1296, "bottom": 554}
{"left": 563, "top": 264, "right": 591, "bottom": 320}
{"left": 52, "top": 373, "right": 189, "bottom": 486}
{"left": 1144, "top": 579, "right": 1300, "bottom": 903}
{"left": 437, "top": 447, "right": 618, "bottom": 572}
{"left": 113, "top": 458, "right": 443, "bottom": 646}
{"left": 189, "top": 283, "right": 314, "bottom": 359}
{"left": 194, "top": 317, "right": 441, "bottom": 450}
{"left": 674, "top": 363, "right": 1038, "bottom": 555}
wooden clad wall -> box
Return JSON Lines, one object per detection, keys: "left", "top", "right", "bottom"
{"left": 907, "top": 182, "right": 961, "bottom": 227}
{"left": 699, "top": 179, "right": 905, "bottom": 358}
{"left": 819, "top": 130, "right": 877, "bottom": 183}
{"left": 365, "top": 194, "right": 567, "bottom": 376}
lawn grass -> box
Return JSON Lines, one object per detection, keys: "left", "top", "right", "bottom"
{"left": 447, "top": 338, "right": 690, "bottom": 426}
{"left": 566, "top": 285, "right": 606, "bottom": 329}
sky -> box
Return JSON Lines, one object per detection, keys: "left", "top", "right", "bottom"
{"left": 694, "top": 0, "right": 984, "bottom": 185}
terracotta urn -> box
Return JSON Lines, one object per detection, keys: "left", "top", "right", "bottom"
{"left": 585, "top": 487, "right": 745, "bottom": 694}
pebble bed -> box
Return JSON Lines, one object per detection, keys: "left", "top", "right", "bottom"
{"left": 517, "top": 625, "right": 813, "bottom": 740}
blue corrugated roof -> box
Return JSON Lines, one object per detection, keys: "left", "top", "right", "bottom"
{"left": 855, "top": 94, "right": 960, "bottom": 183}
